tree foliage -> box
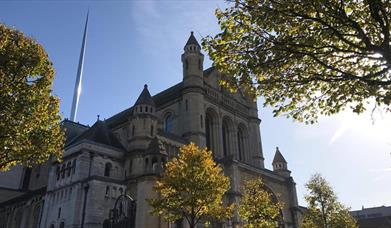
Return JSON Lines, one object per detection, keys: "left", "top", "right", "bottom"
{"left": 302, "top": 174, "right": 357, "bottom": 228}
{"left": 238, "top": 178, "right": 282, "bottom": 228}
{"left": 147, "top": 143, "right": 233, "bottom": 228}
{"left": 203, "top": 0, "right": 391, "bottom": 123}
{"left": 0, "top": 23, "right": 64, "bottom": 171}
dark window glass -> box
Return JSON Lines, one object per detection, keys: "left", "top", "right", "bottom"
{"left": 56, "top": 166, "right": 60, "bottom": 180}
{"left": 72, "top": 160, "right": 76, "bottom": 174}
{"left": 222, "top": 123, "right": 229, "bottom": 156}
{"left": 66, "top": 162, "right": 71, "bottom": 177}
{"left": 205, "top": 115, "right": 212, "bottom": 150}
{"left": 237, "top": 129, "right": 244, "bottom": 161}
{"left": 35, "top": 165, "right": 41, "bottom": 178}
{"left": 105, "top": 186, "right": 110, "bottom": 196}
{"left": 104, "top": 163, "right": 112, "bottom": 177}
{"left": 61, "top": 164, "right": 65, "bottom": 178}
{"left": 164, "top": 114, "right": 173, "bottom": 133}
{"left": 22, "top": 168, "right": 32, "bottom": 190}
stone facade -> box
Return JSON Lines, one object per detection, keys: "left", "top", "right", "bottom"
{"left": 0, "top": 32, "right": 300, "bottom": 228}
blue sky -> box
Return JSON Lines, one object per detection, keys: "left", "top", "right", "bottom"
{"left": 1, "top": 1, "right": 390, "bottom": 210}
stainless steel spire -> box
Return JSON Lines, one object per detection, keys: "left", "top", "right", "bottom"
{"left": 70, "top": 12, "right": 89, "bottom": 121}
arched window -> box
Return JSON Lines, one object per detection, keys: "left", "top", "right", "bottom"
{"left": 164, "top": 114, "right": 173, "bottom": 133}
{"left": 61, "top": 164, "right": 65, "bottom": 179}
{"left": 145, "top": 158, "right": 149, "bottom": 172}
{"left": 35, "top": 165, "right": 41, "bottom": 178}
{"left": 104, "top": 163, "right": 112, "bottom": 177}
{"left": 105, "top": 186, "right": 110, "bottom": 197}
{"left": 60, "top": 222, "right": 64, "bottom": 228}
{"left": 72, "top": 160, "right": 76, "bottom": 174}
{"left": 237, "top": 128, "right": 245, "bottom": 161}
{"left": 205, "top": 108, "right": 219, "bottom": 155}
{"left": 222, "top": 124, "right": 229, "bottom": 156}
{"left": 56, "top": 166, "right": 61, "bottom": 180}
{"left": 150, "top": 125, "right": 154, "bottom": 136}
{"left": 66, "top": 162, "right": 71, "bottom": 177}
{"left": 222, "top": 118, "right": 233, "bottom": 157}
{"left": 205, "top": 115, "right": 212, "bottom": 150}
{"left": 152, "top": 157, "right": 158, "bottom": 172}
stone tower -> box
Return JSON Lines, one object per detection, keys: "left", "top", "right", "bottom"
{"left": 181, "top": 32, "right": 206, "bottom": 146}
{"left": 128, "top": 84, "right": 158, "bottom": 151}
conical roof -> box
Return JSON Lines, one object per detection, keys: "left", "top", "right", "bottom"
{"left": 68, "top": 120, "right": 124, "bottom": 150}
{"left": 272, "top": 147, "right": 287, "bottom": 164}
{"left": 185, "top": 31, "right": 201, "bottom": 48}
{"left": 134, "top": 84, "right": 155, "bottom": 106}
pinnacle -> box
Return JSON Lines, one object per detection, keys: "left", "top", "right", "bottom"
{"left": 134, "top": 84, "right": 155, "bottom": 106}
{"left": 185, "top": 31, "right": 201, "bottom": 48}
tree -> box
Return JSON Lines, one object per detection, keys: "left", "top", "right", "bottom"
{"left": 0, "top": 23, "right": 64, "bottom": 171}
{"left": 203, "top": 0, "right": 391, "bottom": 123}
{"left": 302, "top": 174, "right": 357, "bottom": 228}
{"left": 238, "top": 178, "right": 282, "bottom": 228}
{"left": 147, "top": 143, "right": 233, "bottom": 228}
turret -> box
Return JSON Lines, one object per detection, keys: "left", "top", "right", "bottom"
{"left": 143, "top": 137, "right": 168, "bottom": 175}
{"left": 180, "top": 32, "right": 206, "bottom": 147}
{"left": 128, "top": 85, "right": 158, "bottom": 150}
{"left": 181, "top": 31, "right": 204, "bottom": 88}
{"left": 272, "top": 147, "right": 291, "bottom": 177}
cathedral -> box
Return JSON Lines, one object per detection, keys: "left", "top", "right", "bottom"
{"left": 0, "top": 32, "right": 301, "bottom": 228}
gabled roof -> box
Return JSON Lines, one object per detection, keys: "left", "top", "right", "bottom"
{"left": 68, "top": 120, "right": 124, "bottom": 150}
{"left": 272, "top": 147, "right": 287, "bottom": 164}
{"left": 134, "top": 84, "right": 155, "bottom": 106}
{"left": 185, "top": 31, "right": 201, "bottom": 48}
{"left": 61, "top": 119, "right": 89, "bottom": 146}
{"left": 106, "top": 106, "right": 133, "bottom": 129}
{"left": 153, "top": 82, "right": 183, "bottom": 107}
